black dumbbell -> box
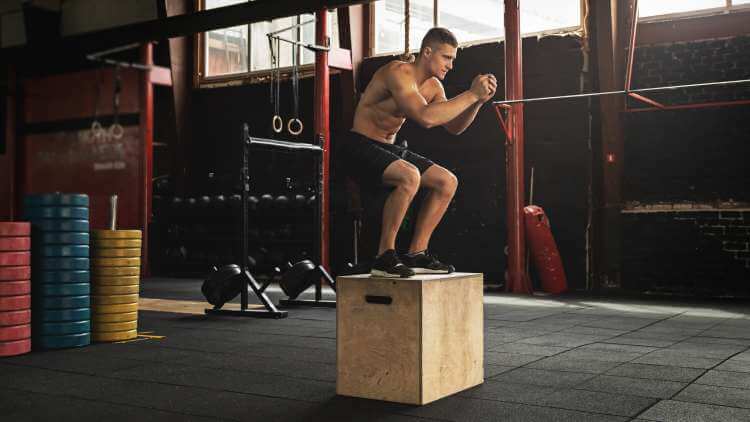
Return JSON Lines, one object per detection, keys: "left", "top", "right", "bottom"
{"left": 294, "top": 194, "right": 307, "bottom": 210}
{"left": 307, "top": 195, "right": 317, "bottom": 210}
{"left": 259, "top": 194, "right": 274, "bottom": 212}
{"left": 248, "top": 195, "right": 259, "bottom": 213}
{"left": 275, "top": 195, "right": 290, "bottom": 211}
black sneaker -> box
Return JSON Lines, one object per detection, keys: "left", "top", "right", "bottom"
{"left": 371, "top": 249, "right": 415, "bottom": 278}
{"left": 401, "top": 250, "right": 455, "bottom": 274}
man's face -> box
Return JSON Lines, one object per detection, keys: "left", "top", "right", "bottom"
{"left": 424, "top": 43, "right": 457, "bottom": 80}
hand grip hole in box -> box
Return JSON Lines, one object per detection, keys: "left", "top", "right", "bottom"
{"left": 365, "top": 295, "right": 392, "bottom": 305}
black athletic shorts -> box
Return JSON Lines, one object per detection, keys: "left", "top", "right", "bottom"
{"left": 339, "top": 131, "right": 435, "bottom": 188}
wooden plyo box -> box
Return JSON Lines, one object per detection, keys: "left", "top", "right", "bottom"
{"left": 336, "top": 273, "right": 484, "bottom": 405}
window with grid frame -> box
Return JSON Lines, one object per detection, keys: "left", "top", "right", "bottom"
{"left": 198, "top": 0, "right": 339, "bottom": 81}
{"left": 638, "top": 0, "right": 750, "bottom": 20}
{"left": 372, "top": 0, "right": 583, "bottom": 56}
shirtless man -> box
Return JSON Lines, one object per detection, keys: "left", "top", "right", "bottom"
{"left": 342, "top": 27, "right": 497, "bottom": 278}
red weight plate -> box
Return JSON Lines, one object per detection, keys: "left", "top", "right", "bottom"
{"left": 0, "top": 237, "right": 31, "bottom": 251}
{"left": 0, "top": 324, "right": 30, "bottom": 341}
{"left": 0, "top": 309, "right": 31, "bottom": 326}
{"left": 0, "top": 223, "right": 30, "bottom": 237}
{"left": 0, "top": 266, "right": 31, "bottom": 281}
{"left": 0, "top": 295, "right": 30, "bottom": 311}
{"left": 0, "top": 252, "right": 31, "bottom": 266}
{"left": 0, "top": 338, "right": 31, "bottom": 357}
{"left": 0, "top": 280, "right": 30, "bottom": 296}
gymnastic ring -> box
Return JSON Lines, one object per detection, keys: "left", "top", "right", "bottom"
{"left": 109, "top": 123, "right": 124, "bottom": 140}
{"left": 287, "top": 118, "right": 303, "bottom": 136}
{"left": 91, "top": 121, "right": 105, "bottom": 139}
{"left": 272, "top": 115, "right": 284, "bottom": 133}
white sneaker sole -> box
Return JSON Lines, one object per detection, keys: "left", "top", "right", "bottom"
{"left": 371, "top": 269, "right": 412, "bottom": 278}
{"left": 410, "top": 267, "right": 453, "bottom": 274}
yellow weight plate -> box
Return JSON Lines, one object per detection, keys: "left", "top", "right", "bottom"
{"left": 91, "top": 230, "right": 142, "bottom": 240}
{"left": 92, "top": 267, "right": 140, "bottom": 277}
{"left": 92, "top": 257, "right": 140, "bottom": 267}
{"left": 92, "top": 302, "right": 138, "bottom": 314}
{"left": 92, "top": 275, "right": 140, "bottom": 286}
{"left": 91, "top": 239, "right": 142, "bottom": 248}
{"left": 93, "top": 285, "right": 139, "bottom": 295}
{"left": 93, "top": 320, "right": 137, "bottom": 332}
{"left": 92, "top": 311, "right": 138, "bottom": 323}
{"left": 92, "top": 294, "right": 139, "bottom": 305}
{"left": 93, "top": 248, "right": 141, "bottom": 258}
{"left": 92, "top": 329, "right": 138, "bottom": 342}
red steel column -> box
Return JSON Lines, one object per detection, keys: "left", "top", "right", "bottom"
{"left": 504, "top": 0, "right": 531, "bottom": 293}
{"left": 315, "top": 9, "right": 330, "bottom": 271}
{"left": 140, "top": 43, "right": 154, "bottom": 276}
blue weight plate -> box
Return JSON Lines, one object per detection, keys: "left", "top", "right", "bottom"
{"left": 35, "top": 258, "right": 89, "bottom": 270}
{"left": 32, "top": 220, "right": 89, "bottom": 233}
{"left": 35, "top": 245, "right": 90, "bottom": 258}
{"left": 38, "top": 283, "right": 90, "bottom": 296}
{"left": 33, "top": 332, "right": 90, "bottom": 349}
{"left": 36, "top": 320, "right": 90, "bottom": 336}
{"left": 39, "top": 307, "right": 90, "bottom": 322}
{"left": 36, "top": 232, "right": 90, "bottom": 245}
{"left": 24, "top": 207, "right": 89, "bottom": 220}
{"left": 36, "top": 270, "right": 90, "bottom": 283}
{"left": 24, "top": 193, "right": 89, "bottom": 207}
{"left": 37, "top": 295, "right": 90, "bottom": 310}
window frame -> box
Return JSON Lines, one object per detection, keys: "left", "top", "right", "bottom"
{"left": 194, "top": 0, "right": 319, "bottom": 88}
{"left": 637, "top": 0, "right": 750, "bottom": 23}
{"left": 368, "top": 0, "right": 586, "bottom": 58}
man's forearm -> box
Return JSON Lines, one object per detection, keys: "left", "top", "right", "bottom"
{"left": 418, "top": 91, "right": 478, "bottom": 128}
{"left": 446, "top": 101, "right": 482, "bottom": 134}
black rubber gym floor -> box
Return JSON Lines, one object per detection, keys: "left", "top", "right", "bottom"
{"left": 2, "top": 277, "right": 750, "bottom": 421}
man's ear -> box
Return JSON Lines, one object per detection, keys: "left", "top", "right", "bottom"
{"left": 422, "top": 46, "right": 432, "bottom": 58}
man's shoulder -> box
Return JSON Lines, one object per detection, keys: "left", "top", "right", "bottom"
{"left": 380, "top": 60, "right": 415, "bottom": 80}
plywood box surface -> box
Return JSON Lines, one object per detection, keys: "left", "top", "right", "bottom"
{"left": 336, "top": 272, "right": 484, "bottom": 405}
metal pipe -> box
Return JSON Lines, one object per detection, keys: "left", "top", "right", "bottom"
{"left": 268, "top": 34, "right": 330, "bottom": 52}
{"left": 314, "top": 9, "right": 331, "bottom": 272}
{"left": 503, "top": 0, "right": 531, "bottom": 294}
{"left": 491, "top": 77, "right": 750, "bottom": 105}
{"left": 624, "top": 0, "right": 640, "bottom": 91}
{"left": 267, "top": 18, "right": 316, "bottom": 37}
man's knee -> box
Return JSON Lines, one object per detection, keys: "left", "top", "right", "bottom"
{"left": 384, "top": 160, "right": 421, "bottom": 195}
{"left": 437, "top": 170, "right": 458, "bottom": 198}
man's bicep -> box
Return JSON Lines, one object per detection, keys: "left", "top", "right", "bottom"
{"left": 388, "top": 72, "right": 428, "bottom": 120}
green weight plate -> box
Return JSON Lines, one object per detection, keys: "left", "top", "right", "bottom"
{"left": 37, "top": 232, "right": 89, "bottom": 245}
{"left": 34, "top": 332, "right": 90, "bottom": 349}
{"left": 38, "top": 295, "right": 90, "bottom": 310}
{"left": 38, "top": 283, "right": 90, "bottom": 296}
{"left": 24, "top": 207, "right": 89, "bottom": 220}
{"left": 35, "top": 245, "right": 89, "bottom": 258}
{"left": 37, "top": 270, "right": 90, "bottom": 283}
{"left": 37, "top": 320, "right": 90, "bottom": 336}
{"left": 40, "top": 307, "right": 90, "bottom": 322}
{"left": 36, "top": 258, "right": 89, "bottom": 270}
{"left": 32, "top": 220, "right": 89, "bottom": 233}
{"left": 24, "top": 193, "right": 89, "bottom": 207}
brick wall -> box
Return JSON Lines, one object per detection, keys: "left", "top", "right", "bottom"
{"left": 623, "top": 34, "right": 750, "bottom": 295}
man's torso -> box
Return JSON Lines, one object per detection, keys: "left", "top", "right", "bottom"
{"left": 352, "top": 61, "right": 441, "bottom": 144}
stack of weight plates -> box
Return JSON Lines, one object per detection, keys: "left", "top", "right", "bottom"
{"left": 0, "top": 222, "right": 32, "bottom": 357}
{"left": 91, "top": 230, "right": 141, "bottom": 342}
{"left": 24, "top": 193, "right": 91, "bottom": 350}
